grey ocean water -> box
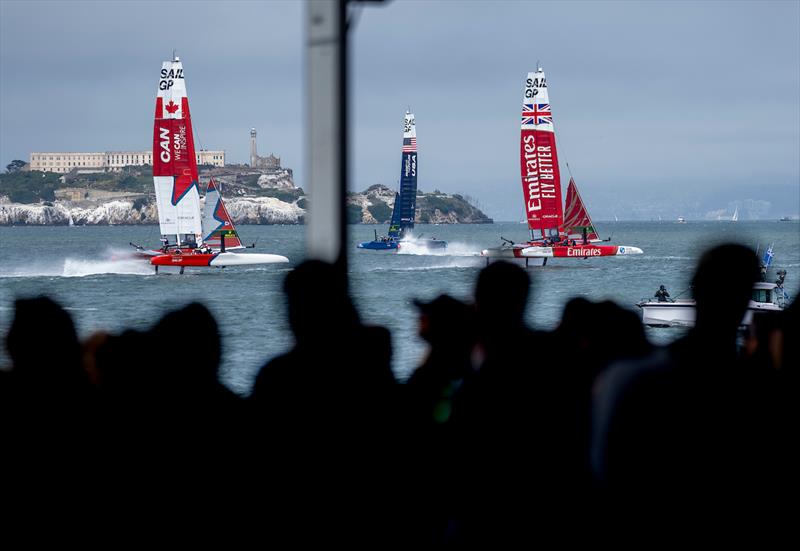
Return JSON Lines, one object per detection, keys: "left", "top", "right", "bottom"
{"left": 1, "top": 221, "right": 797, "bottom": 393}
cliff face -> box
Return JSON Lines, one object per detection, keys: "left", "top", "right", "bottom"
{"left": 0, "top": 197, "right": 303, "bottom": 226}
{"left": 223, "top": 196, "right": 304, "bottom": 224}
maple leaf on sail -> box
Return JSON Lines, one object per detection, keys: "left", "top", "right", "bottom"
{"left": 165, "top": 100, "right": 179, "bottom": 114}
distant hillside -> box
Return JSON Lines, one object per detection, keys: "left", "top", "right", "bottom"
{"left": 347, "top": 184, "right": 492, "bottom": 224}
{"left": 1, "top": 169, "right": 491, "bottom": 225}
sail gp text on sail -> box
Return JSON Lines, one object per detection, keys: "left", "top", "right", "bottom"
{"left": 522, "top": 134, "right": 557, "bottom": 216}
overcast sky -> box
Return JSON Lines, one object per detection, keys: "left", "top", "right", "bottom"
{"left": 1, "top": 0, "right": 798, "bottom": 220}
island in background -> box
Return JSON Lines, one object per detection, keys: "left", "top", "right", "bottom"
{"left": 0, "top": 164, "right": 492, "bottom": 226}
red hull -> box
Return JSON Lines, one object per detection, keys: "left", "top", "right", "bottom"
{"left": 550, "top": 245, "right": 619, "bottom": 257}
{"left": 150, "top": 251, "right": 217, "bottom": 266}
{"left": 510, "top": 243, "right": 622, "bottom": 258}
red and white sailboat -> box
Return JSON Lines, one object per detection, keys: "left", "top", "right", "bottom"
{"left": 133, "top": 55, "right": 288, "bottom": 271}
{"left": 481, "top": 67, "right": 642, "bottom": 265}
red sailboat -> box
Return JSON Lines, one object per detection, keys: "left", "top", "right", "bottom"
{"left": 481, "top": 67, "right": 642, "bottom": 265}
{"left": 132, "top": 55, "right": 288, "bottom": 272}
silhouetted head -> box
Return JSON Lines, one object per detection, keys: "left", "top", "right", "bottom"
{"left": 475, "top": 261, "right": 530, "bottom": 331}
{"left": 692, "top": 244, "right": 759, "bottom": 333}
{"left": 595, "top": 300, "right": 650, "bottom": 361}
{"left": 558, "top": 297, "right": 594, "bottom": 339}
{"left": 150, "top": 302, "right": 221, "bottom": 383}
{"left": 284, "top": 260, "right": 358, "bottom": 344}
{"left": 6, "top": 296, "right": 83, "bottom": 384}
{"left": 413, "top": 294, "right": 476, "bottom": 347}
{"left": 559, "top": 298, "right": 649, "bottom": 369}
{"left": 91, "top": 329, "right": 150, "bottom": 395}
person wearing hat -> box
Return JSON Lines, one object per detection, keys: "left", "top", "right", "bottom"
{"left": 655, "top": 285, "right": 670, "bottom": 302}
{"left": 405, "top": 293, "right": 476, "bottom": 542}
{"left": 407, "top": 294, "right": 476, "bottom": 428}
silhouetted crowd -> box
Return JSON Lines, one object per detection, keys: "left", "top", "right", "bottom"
{"left": 1, "top": 243, "right": 796, "bottom": 544}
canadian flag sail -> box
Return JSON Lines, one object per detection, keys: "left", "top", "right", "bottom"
{"left": 152, "top": 56, "right": 203, "bottom": 245}
{"left": 563, "top": 177, "right": 600, "bottom": 241}
{"left": 520, "top": 68, "right": 564, "bottom": 240}
{"left": 201, "top": 179, "right": 243, "bottom": 250}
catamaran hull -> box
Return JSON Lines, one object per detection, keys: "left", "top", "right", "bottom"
{"left": 150, "top": 252, "right": 289, "bottom": 267}
{"left": 481, "top": 244, "right": 643, "bottom": 259}
{"left": 357, "top": 238, "right": 449, "bottom": 251}
{"left": 358, "top": 241, "right": 399, "bottom": 250}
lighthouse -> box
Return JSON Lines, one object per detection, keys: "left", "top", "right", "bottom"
{"left": 250, "top": 128, "right": 258, "bottom": 168}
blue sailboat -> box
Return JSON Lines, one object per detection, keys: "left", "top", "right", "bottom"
{"left": 358, "top": 111, "right": 448, "bottom": 251}
{"left": 358, "top": 192, "right": 404, "bottom": 250}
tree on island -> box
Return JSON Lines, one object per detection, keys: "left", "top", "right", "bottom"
{"left": 5, "top": 160, "right": 26, "bottom": 173}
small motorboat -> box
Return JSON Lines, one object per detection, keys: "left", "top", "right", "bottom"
{"left": 637, "top": 279, "right": 789, "bottom": 328}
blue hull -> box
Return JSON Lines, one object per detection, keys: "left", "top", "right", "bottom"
{"left": 357, "top": 240, "right": 399, "bottom": 250}
{"left": 357, "top": 238, "right": 448, "bottom": 251}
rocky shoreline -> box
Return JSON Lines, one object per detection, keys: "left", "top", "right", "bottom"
{"left": 0, "top": 186, "right": 491, "bottom": 226}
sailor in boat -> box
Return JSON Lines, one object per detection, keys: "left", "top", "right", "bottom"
{"left": 655, "top": 285, "right": 671, "bottom": 302}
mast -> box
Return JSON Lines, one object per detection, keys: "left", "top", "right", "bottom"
{"left": 520, "top": 67, "right": 564, "bottom": 241}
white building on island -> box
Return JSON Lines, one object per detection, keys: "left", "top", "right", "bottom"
{"left": 28, "top": 149, "right": 225, "bottom": 173}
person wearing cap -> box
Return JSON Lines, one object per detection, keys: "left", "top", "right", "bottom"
{"left": 655, "top": 285, "right": 670, "bottom": 302}
{"left": 407, "top": 294, "right": 476, "bottom": 431}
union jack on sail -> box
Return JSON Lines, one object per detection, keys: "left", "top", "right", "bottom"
{"left": 521, "top": 103, "right": 552, "bottom": 126}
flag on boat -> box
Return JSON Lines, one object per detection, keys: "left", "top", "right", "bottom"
{"left": 762, "top": 243, "right": 774, "bottom": 270}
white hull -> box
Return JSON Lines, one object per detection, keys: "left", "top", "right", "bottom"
{"left": 209, "top": 252, "right": 289, "bottom": 266}
{"left": 481, "top": 245, "right": 644, "bottom": 259}
{"left": 639, "top": 299, "right": 783, "bottom": 328}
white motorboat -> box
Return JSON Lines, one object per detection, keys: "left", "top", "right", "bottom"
{"left": 637, "top": 281, "right": 788, "bottom": 328}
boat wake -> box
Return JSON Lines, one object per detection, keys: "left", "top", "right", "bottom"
{"left": 62, "top": 255, "right": 153, "bottom": 277}
{"left": 397, "top": 241, "right": 482, "bottom": 257}
{"left": 0, "top": 248, "right": 153, "bottom": 278}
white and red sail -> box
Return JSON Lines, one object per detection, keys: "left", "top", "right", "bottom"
{"left": 481, "top": 66, "right": 643, "bottom": 262}
{"left": 520, "top": 68, "right": 564, "bottom": 241}
{"left": 563, "top": 177, "right": 600, "bottom": 241}
{"left": 152, "top": 56, "right": 202, "bottom": 245}
{"left": 201, "top": 179, "right": 243, "bottom": 250}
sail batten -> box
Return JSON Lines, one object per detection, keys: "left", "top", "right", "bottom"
{"left": 519, "top": 68, "right": 564, "bottom": 239}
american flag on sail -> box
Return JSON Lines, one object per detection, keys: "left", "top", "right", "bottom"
{"left": 402, "top": 137, "right": 417, "bottom": 152}
{"left": 521, "top": 103, "right": 553, "bottom": 126}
